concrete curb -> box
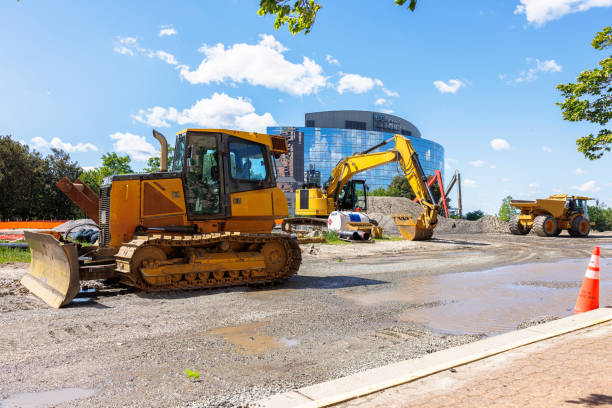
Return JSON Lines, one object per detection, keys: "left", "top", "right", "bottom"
{"left": 252, "top": 307, "right": 612, "bottom": 408}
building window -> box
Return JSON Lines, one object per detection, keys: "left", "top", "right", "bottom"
{"left": 401, "top": 129, "right": 412, "bottom": 136}
{"left": 306, "top": 120, "right": 315, "bottom": 127}
{"left": 345, "top": 120, "right": 366, "bottom": 130}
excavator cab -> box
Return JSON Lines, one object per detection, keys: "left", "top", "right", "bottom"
{"left": 337, "top": 180, "right": 367, "bottom": 212}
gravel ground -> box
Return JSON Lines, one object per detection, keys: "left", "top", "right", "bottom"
{"left": 1, "top": 231, "right": 611, "bottom": 407}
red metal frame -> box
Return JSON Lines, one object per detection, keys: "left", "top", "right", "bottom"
{"left": 413, "top": 170, "right": 449, "bottom": 217}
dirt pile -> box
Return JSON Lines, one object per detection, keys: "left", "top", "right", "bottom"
{"left": 366, "top": 196, "right": 508, "bottom": 235}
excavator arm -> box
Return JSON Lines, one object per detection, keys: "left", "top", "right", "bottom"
{"left": 324, "top": 135, "right": 439, "bottom": 239}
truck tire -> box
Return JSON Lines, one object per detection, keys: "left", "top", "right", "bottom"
{"left": 533, "top": 215, "right": 558, "bottom": 237}
{"left": 569, "top": 215, "right": 590, "bottom": 238}
{"left": 509, "top": 214, "right": 529, "bottom": 235}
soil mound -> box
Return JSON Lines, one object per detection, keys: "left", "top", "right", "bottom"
{"left": 366, "top": 196, "right": 508, "bottom": 235}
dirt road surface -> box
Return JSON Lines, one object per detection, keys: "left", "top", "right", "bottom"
{"left": 1, "top": 232, "right": 611, "bottom": 407}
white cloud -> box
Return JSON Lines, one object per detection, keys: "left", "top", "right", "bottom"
{"left": 528, "top": 182, "right": 539, "bottom": 188}
{"left": 382, "top": 88, "right": 399, "bottom": 97}
{"left": 433, "top": 79, "right": 466, "bottom": 94}
{"left": 326, "top": 54, "right": 339, "bottom": 65}
{"left": 501, "top": 177, "right": 512, "bottom": 182}
{"left": 380, "top": 108, "right": 394, "bottom": 114}
{"left": 503, "top": 58, "right": 562, "bottom": 85}
{"left": 572, "top": 180, "right": 600, "bottom": 193}
{"left": 30, "top": 136, "right": 98, "bottom": 153}
{"left": 514, "top": 0, "right": 612, "bottom": 25}
{"left": 490, "top": 138, "right": 510, "bottom": 151}
{"left": 552, "top": 187, "right": 562, "bottom": 193}
{"left": 337, "top": 73, "right": 383, "bottom": 94}
{"left": 575, "top": 168, "right": 586, "bottom": 175}
{"left": 375, "top": 98, "right": 388, "bottom": 106}
{"left": 470, "top": 160, "right": 487, "bottom": 167}
{"left": 133, "top": 92, "right": 277, "bottom": 133}
{"left": 159, "top": 25, "right": 177, "bottom": 37}
{"left": 113, "top": 36, "right": 139, "bottom": 56}
{"left": 463, "top": 179, "right": 477, "bottom": 187}
{"left": 82, "top": 166, "right": 96, "bottom": 171}
{"left": 114, "top": 36, "right": 179, "bottom": 66}
{"left": 489, "top": 164, "right": 497, "bottom": 169}
{"left": 542, "top": 145, "right": 552, "bottom": 153}
{"left": 109, "top": 132, "right": 158, "bottom": 161}
{"left": 445, "top": 162, "right": 451, "bottom": 171}
{"left": 179, "top": 34, "right": 326, "bottom": 96}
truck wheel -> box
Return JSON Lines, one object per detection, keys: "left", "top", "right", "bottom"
{"left": 533, "top": 215, "right": 558, "bottom": 237}
{"left": 570, "top": 216, "right": 590, "bottom": 238}
{"left": 509, "top": 215, "right": 530, "bottom": 235}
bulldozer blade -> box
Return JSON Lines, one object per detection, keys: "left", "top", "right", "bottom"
{"left": 21, "top": 231, "right": 81, "bottom": 308}
{"left": 392, "top": 214, "right": 434, "bottom": 241}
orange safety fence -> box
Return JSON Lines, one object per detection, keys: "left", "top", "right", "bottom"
{"left": 0, "top": 220, "right": 67, "bottom": 230}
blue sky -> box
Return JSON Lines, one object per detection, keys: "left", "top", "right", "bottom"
{"left": 1, "top": 0, "right": 611, "bottom": 214}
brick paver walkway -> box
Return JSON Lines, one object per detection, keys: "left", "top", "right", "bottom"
{"left": 338, "top": 322, "right": 612, "bottom": 407}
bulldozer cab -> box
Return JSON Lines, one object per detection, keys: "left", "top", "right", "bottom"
{"left": 171, "top": 130, "right": 279, "bottom": 219}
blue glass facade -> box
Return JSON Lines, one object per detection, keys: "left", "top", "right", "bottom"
{"left": 267, "top": 126, "right": 444, "bottom": 192}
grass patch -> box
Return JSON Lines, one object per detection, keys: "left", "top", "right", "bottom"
{"left": 374, "top": 235, "right": 404, "bottom": 241}
{"left": 0, "top": 246, "right": 30, "bottom": 263}
{"left": 323, "top": 231, "right": 349, "bottom": 245}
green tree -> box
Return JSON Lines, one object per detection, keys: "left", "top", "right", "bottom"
{"left": 557, "top": 26, "right": 612, "bottom": 159}
{"left": 0, "top": 136, "right": 82, "bottom": 220}
{"left": 369, "top": 175, "right": 450, "bottom": 205}
{"left": 258, "top": 0, "right": 418, "bottom": 35}
{"left": 80, "top": 152, "right": 133, "bottom": 194}
{"left": 588, "top": 204, "right": 612, "bottom": 231}
{"left": 497, "top": 195, "right": 518, "bottom": 222}
{"left": 465, "top": 210, "right": 484, "bottom": 221}
{"left": 370, "top": 187, "right": 388, "bottom": 196}
{"left": 143, "top": 147, "right": 174, "bottom": 173}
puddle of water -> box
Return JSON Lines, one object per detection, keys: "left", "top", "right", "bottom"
{"left": 341, "top": 258, "right": 612, "bottom": 336}
{"left": 278, "top": 337, "right": 300, "bottom": 347}
{"left": 0, "top": 388, "right": 97, "bottom": 408}
{"left": 208, "top": 323, "right": 284, "bottom": 355}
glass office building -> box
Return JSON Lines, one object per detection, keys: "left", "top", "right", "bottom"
{"left": 268, "top": 111, "right": 444, "bottom": 213}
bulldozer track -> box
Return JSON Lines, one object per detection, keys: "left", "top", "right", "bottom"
{"left": 114, "top": 232, "right": 301, "bottom": 291}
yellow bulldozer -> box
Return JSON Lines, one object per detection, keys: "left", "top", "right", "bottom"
{"left": 22, "top": 129, "right": 302, "bottom": 308}
{"left": 509, "top": 194, "right": 595, "bottom": 237}
{"left": 284, "top": 134, "right": 440, "bottom": 241}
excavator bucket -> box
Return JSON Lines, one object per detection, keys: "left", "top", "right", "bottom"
{"left": 392, "top": 214, "right": 434, "bottom": 241}
{"left": 21, "top": 231, "right": 81, "bottom": 308}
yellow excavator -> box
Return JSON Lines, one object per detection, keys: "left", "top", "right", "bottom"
{"left": 22, "top": 129, "right": 301, "bottom": 308}
{"left": 284, "top": 134, "right": 440, "bottom": 241}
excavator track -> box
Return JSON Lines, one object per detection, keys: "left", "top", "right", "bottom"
{"left": 114, "top": 232, "right": 301, "bottom": 291}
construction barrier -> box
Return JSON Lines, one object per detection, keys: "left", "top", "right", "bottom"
{"left": 0, "top": 221, "right": 67, "bottom": 230}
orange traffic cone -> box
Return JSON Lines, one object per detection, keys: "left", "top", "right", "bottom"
{"left": 574, "top": 246, "right": 600, "bottom": 313}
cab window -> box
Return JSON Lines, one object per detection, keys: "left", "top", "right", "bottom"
{"left": 229, "top": 142, "right": 267, "bottom": 181}
{"left": 172, "top": 134, "right": 186, "bottom": 171}
{"left": 184, "top": 135, "right": 220, "bottom": 215}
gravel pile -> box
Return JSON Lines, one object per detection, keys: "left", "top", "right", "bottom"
{"left": 367, "top": 196, "right": 508, "bottom": 235}
{"left": 516, "top": 315, "right": 559, "bottom": 329}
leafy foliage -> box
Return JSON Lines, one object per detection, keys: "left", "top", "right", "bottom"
{"left": 0, "top": 246, "right": 30, "bottom": 264}
{"left": 143, "top": 147, "right": 175, "bottom": 173}
{"left": 80, "top": 152, "right": 133, "bottom": 194}
{"left": 258, "top": 0, "right": 418, "bottom": 35}
{"left": 588, "top": 204, "right": 612, "bottom": 231}
{"left": 557, "top": 26, "right": 612, "bottom": 159}
{"left": 0, "top": 135, "right": 83, "bottom": 220}
{"left": 465, "top": 210, "right": 484, "bottom": 221}
{"left": 497, "top": 195, "right": 518, "bottom": 222}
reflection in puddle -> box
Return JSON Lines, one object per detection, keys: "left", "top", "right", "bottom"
{"left": 1, "top": 388, "right": 97, "bottom": 408}
{"left": 279, "top": 337, "right": 299, "bottom": 347}
{"left": 208, "top": 323, "right": 283, "bottom": 355}
{"left": 341, "top": 258, "right": 612, "bottom": 336}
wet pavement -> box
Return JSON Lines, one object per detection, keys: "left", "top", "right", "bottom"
{"left": 341, "top": 258, "right": 612, "bottom": 335}
{"left": 0, "top": 388, "right": 97, "bottom": 408}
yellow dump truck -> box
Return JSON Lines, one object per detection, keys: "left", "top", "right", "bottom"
{"left": 509, "top": 194, "right": 594, "bottom": 237}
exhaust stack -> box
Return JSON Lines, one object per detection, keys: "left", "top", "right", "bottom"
{"left": 152, "top": 130, "right": 168, "bottom": 172}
